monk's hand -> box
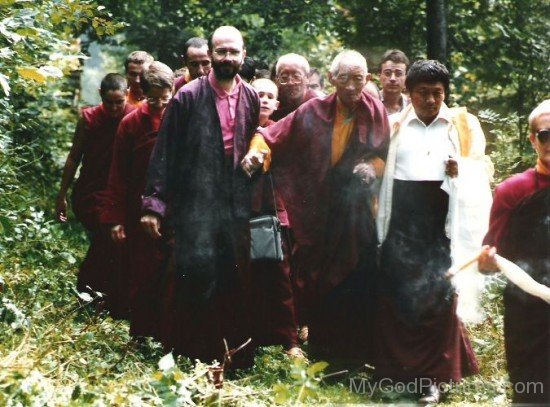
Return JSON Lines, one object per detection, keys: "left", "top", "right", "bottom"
{"left": 241, "top": 149, "right": 268, "bottom": 177}
{"left": 55, "top": 195, "right": 68, "bottom": 223}
{"left": 353, "top": 162, "right": 376, "bottom": 185}
{"left": 141, "top": 214, "right": 162, "bottom": 239}
{"left": 111, "top": 224, "right": 126, "bottom": 243}
{"left": 478, "top": 245, "right": 499, "bottom": 275}
{"left": 445, "top": 156, "right": 459, "bottom": 178}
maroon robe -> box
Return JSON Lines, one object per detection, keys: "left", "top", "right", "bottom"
{"left": 174, "top": 75, "right": 188, "bottom": 93}
{"left": 102, "top": 103, "right": 169, "bottom": 339}
{"left": 142, "top": 75, "right": 260, "bottom": 363}
{"left": 259, "top": 91, "right": 390, "bottom": 357}
{"left": 270, "top": 88, "right": 319, "bottom": 122}
{"left": 484, "top": 168, "right": 550, "bottom": 404}
{"left": 72, "top": 103, "right": 135, "bottom": 318}
{"left": 249, "top": 118, "right": 297, "bottom": 350}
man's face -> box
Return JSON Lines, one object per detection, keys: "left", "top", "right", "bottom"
{"left": 530, "top": 113, "right": 550, "bottom": 167}
{"left": 252, "top": 80, "right": 279, "bottom": 123}
{"left": 380, "top": 61, "right": 407, "bottom": 97}
{"left": 185, "top": 45, "right": 211, "bottom": 79}
{"left": 308, "top": 72, "right": 323, "bottom": 92}
{"left": 209, "top": 35, "right": 245, "bottom": 80}
{"left": 329, "top": 64, "right": 367, "bottom": 108}
{"left": 146, "top": 86, "right": 172, "bottom": 114}
{"left": 410, "top": 82, "right": 445, "bottom": 125}
{"left": 101, "top": 89, "right": 127, "bottom": 118}
{"left": 276, "top": 62, "right": 308, "bottom": 104}
{"left": 126, "top": 62, "right": 145, "bottom": 98}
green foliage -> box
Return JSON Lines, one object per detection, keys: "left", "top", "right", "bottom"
{"left": 0, "top": 1, "right": 536, "bottom": 405}
{"left": 336, "top": 0, "right": 426, "bottom": 60}
{"left": 96, "top": 0, "right": 345, "bottom": 69}
{"left": 273, "top": 359, "right": 329, "bottom": 404}
{"left": 479, "top": 109, "right": 536, "bottom": 183}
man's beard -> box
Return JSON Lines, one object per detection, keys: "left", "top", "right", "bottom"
{"left": 212, "top": 60, "right": 241, "bottom": 80}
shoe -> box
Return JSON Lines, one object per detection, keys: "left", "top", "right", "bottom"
{"left": 298, "top": 326, "right": 309, "bottom": 343}
{"left": 285, "top": 346, "right": 307, "bottom": 359}
{"left": 418, "top": 384, "right": 440, "bottom": 405}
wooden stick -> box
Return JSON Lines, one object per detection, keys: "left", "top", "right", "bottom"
{"left": 446, "top": 254, "right": 480, "bottom": 279}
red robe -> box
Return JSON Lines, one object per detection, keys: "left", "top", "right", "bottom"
{"left": 484, "top": 168, "right": 550, "bottom": 404}
{"left": 249, "top": 118, "right": 297, "bottom": 350}
{"left": 142, "top": 75, "right": 260, "bottom": 364}
{"left": 102, "top": 103, "right": 168, "bottom": 339}
{"left": 270, "top": 88, "right": 319, "bottom": 122}
{"left": 174, "top": 75, "right": 188, "bottom": 93}
{"left": 73, "top": 103, "right": 135, "bottom": 318}
{"left": 259, "top": 91, "right": 389, "bottom": 357}
{"left": 72, "top": 104, "right": 135, "bottom": 229}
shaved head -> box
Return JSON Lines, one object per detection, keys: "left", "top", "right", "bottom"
{"left": 252, "top": 78, "right": 279, "bottom": 98}
{"left": 276, "top": 53, "right": 310, "bottom": 76}
{"left": 209, "top": 26, "right": 244, "bottom": 50}
{"left": 329, "top": 50, "right": 368, "bottom": 77}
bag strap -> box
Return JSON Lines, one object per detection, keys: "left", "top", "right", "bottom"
{"left": 266, "top": 172, "right": 280, "bottom": 221}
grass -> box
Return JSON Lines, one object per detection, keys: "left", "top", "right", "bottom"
{"left": 0, "top": 217, "right": 510, "bottom": 405}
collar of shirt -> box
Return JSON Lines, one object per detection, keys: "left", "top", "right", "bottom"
{"left": 208, "top": 70, "right": 242, "bottom": 100}
{"left": 380, "top": 92, "right": 408, "bottom": 106}
{"left": 404, "top": 102, "right": 452, "bottom": 128}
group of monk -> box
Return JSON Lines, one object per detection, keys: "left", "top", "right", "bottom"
{"left": 55, "top": 25, "right": 549, "bottom": 405}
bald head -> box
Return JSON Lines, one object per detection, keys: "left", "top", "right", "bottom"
{"left": 329, "top": 50, "right": 368, "bottom": 77}
{"left": 252, "top": 78, "right": 279, "bottom": 125}
{"left": 275, "top": 53, "right": 310, "bottom": 76}
{"left": 252, "top": 78, "right": 278, "bottom": 98}
{"left": 209, "top": 26, "right": 244, "bottom": 50}
{"left": 275, "top": 53, "right": 310, "bottom": 106}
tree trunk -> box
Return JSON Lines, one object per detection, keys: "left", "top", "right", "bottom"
{"left": 426, "top": 0, "right": 447, "bottom": 66}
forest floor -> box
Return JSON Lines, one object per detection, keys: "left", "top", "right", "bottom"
{"left": 0, "top": 221, "right": 511, "bottom": 406}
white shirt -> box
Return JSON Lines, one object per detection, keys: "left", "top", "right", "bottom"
{"left": 394, "top": 106, "right": 456, "bottom": 181}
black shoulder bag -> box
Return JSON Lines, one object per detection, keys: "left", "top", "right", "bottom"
{"left": 249, "top": 173, "right": 284, "bottom": 262}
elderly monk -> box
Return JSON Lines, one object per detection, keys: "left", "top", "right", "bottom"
{"left": 102, "top": 62, "right": 175, "bottom": 340}
{"left": 141, "top": 26, "right": 260, "bottom": 365}
{"left": 56, "top": 74, "right": 135, "bottom": 317}
{"left": 243, "top": 50, "right": 390, "bottom": 361}
{"left": 271, "top": 53, "right": 320, "bottom": 121}
{"left": 174, "top": 37, "right": 211, "bottom": 92}
{"left": 125, "top": 51, "right": 154, "bottom": 106}
{"left": 481, "top": 99, "right": 550, "bottom": 404}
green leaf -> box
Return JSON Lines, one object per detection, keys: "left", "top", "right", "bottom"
{"left": 273, "top": 383, "right": 291, "bottom": 404}
{"left": 17, "top": 67, "right": 48, "bottom": 83}
{"left": 306, "top": 361, "right": 328, "bottom": 377}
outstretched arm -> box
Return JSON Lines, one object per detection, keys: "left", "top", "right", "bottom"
{"left": 56, "top": 118, "right": 86, "bottom": 222}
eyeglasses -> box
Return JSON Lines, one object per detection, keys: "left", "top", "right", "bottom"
{"left": 277, "top": 73, "right": 305, "bottom": 85}
{"left": 536, "top": 128, "right": 550, "bottom": 143}
{"left": 213, "top": 48, "right": 242, "bottom": 57}
{"left": 147, "top": 96, "right": 172, "bottom": 104}
{"left": 381, "top": 69, "right": 405, "bottom": 78}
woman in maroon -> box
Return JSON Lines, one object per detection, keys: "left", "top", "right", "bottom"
{"left": 56, "top": 73, "right": 134, "bottom": 318}
{"left": 102, "top": 62, "right": 174, "bottom": 339}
